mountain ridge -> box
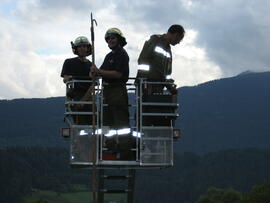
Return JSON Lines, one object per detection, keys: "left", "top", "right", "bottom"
{"left": 1, "top": 71, "right": 270, "bottom": 153}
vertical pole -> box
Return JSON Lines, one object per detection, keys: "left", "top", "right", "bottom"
{"left": 127, "top": 169, "right": 136, "bottom": 203}
{"left": 139, "top": 79, "right": 143, "bottom": 163}
{"left": 90, "top": 12, "right": 98, "bottom": 203}
{"left": 98, "top": 169, "right": 104, "bottom": 203}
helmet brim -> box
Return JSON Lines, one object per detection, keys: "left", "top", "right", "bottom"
{"left": 105, "top": 33, "right": 127, "bottom": 47}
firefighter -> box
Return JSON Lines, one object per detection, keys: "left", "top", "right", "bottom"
{"left": 91, "top": 28, "right": 134, "bottom": 160}
{"left": 136, "top": 25, "right": 185, "bottom": 127}
{"left": 61, "top": 36, "right": 93, "bottom": 124}
{"left": 136, "top": 24, "right": 185, "bottom": 95}
{"left": 61, "top": 36, "right": 92, "bottom": 84}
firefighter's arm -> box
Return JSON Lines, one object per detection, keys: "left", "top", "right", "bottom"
{"left": 137, "top": 37, "right": 156, "bottom": 78}
{"left": 138, "top": 40, "right": 154, "bottom": 64}
{"left": 80, "top": 85, "right": 94, "bottom": 102}
{"left": 97, "top": 69, "right": 122, "bottom": 78}
{"left": 61, "top": 59, "right": 73, "bottom": 83}
{"left": 63, "top": 75, "right": 73, "bottom": 83}
{"left": 91, "top": 64, "right": 122, "bottom": 79}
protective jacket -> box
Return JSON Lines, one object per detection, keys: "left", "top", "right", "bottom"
{"left": 61, "top": 57, "right": 92, "bottom": 99}
{"left": 137, "top": 34, "right": 172, "bottom": 81}
{"left": 100, "top": 47, "right": 130, "bottom": 128}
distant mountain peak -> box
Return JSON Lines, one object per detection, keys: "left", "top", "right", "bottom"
{"left": 237, "top": 70, "right": 254, "bottom": 77}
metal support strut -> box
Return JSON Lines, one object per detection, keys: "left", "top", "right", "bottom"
{"left": 95, "top": 169, "right": 136, "bottom": 203}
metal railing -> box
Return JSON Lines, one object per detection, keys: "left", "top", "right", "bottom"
{"left": 63, "top": 78, "right": 179, "bottom": 168}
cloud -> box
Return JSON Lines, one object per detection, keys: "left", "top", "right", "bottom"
{"left": 172, "top": 30, "right": 222, "bottom": 87}
{"left": 0, "top": 11, "right": 67, "bottom": 99}
{"left": 181, "top": 0, "right": 270, "bottom": 75}
{"left": 113, "top": 0, "right": 270, "bottom": 76}
{"left": 1, "top": 0, "right": 269, "bottom": 99}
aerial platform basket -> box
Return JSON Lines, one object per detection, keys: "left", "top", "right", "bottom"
{"left": 61, "top": 78, "right": 180, "bottom": 169}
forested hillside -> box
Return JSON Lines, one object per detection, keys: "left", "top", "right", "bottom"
{"left": 1, "top": 147, "right": 270, "bottom": 203}
{"left": 1, "top": 71, "right": 270, "bottom": 202}
{"left": 177, "top": 71, "right": 270, "bottom": 153}
{"left": 1, "top": 71, "right": 269, "bottom": 153}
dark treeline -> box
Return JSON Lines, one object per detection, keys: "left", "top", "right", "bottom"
{"left": 196, "top": 181, "right": 270, "bottom": 203}
{"left": 0, "top": 147, "right": 90, "bottom": 203}
{"left": 136, "top": 148, "right": 270, "bottom": 203}
{"left": 1, "top": 147, "right": 270, "bottom": 203}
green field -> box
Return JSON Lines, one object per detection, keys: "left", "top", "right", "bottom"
{"left": 23, "top": 186, "right": 126, "bottom": 203}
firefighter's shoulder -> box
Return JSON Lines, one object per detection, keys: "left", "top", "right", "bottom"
{"left": 150, "top": 34, "right": 162, "bottom": 39}
{"left": 148, "top": 34, "right": 162, "bottom": 43}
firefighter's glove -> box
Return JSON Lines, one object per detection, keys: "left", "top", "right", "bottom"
{"left": 166, "top": 79, "right": 175, "bottom": 83}
{"left": 165, "top": 79, "right": 178, "bottom": 95}
{"left": 169, "top": 86, "right": 178, "bottom": 95}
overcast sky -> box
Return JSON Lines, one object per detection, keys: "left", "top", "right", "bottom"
{"left": 0, "top": 0, "right": 269, "bottom": 99}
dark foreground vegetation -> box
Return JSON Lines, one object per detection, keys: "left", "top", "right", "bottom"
{"left": 1, "top": 147, "right": 270, "bottom": 203}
